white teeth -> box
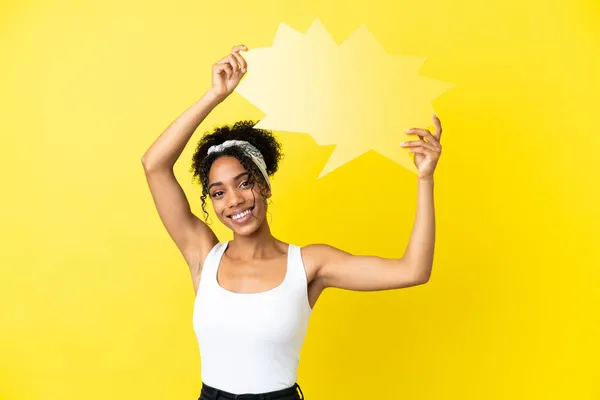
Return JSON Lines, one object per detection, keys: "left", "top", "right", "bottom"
{"left": 232, "top": 209, "right": 251, "bottom": 220}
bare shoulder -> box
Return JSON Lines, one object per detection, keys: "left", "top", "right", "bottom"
{"left": 301, "top": 243, "right": 350, "bottom": 263}
{"left": 299, "top": 243, "right": 349, "bottom": 282}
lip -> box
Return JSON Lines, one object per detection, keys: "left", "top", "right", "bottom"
{"left": 227, "top": 206, "right": 254, "bottom": 218}
{"left": 227, "top": 206, "right": 255, "bottom": 224}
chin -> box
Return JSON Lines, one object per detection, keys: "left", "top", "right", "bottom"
{"left": 230, "top": 217, "right": 264, "bottom": 236}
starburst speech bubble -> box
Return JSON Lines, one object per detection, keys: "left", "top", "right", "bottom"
{"left": 236, "top": 19, "right": 454, "bottom": 178}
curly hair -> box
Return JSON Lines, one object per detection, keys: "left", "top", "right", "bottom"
{"left": 190, "top": 120, "right": 283, "bottom": 222}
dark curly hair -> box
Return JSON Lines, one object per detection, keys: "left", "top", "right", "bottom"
{"left": 190, "top": 120, "right": 283, "bottom": 222}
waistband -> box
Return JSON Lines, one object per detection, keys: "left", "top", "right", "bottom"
{"left": 200, "top": 382, "right": 304, "bottom": 400}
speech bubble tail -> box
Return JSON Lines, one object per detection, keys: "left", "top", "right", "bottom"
{"left": 317, "top": 146, "right": 356, "bottom": 179}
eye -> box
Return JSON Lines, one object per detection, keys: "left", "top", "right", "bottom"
{"left": 240, "top": 181, "right": 250, "bottom": 188}
{"left": 211, "top": 191, "right": 224, "bottom": 198}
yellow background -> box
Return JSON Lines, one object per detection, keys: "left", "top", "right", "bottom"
{"left": 2, "top": 0, "right": 599, "bottom": 399}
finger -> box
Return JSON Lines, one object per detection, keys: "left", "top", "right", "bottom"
{"left": 212, "top": 63, "right": 229, "bottom": 77}
{"left": 231, "top": 44, "right": 248, "bottom": 53}
{"left": 405, "top": 128, "right": 437, "bottom": 143}
{"left": 405, "top": 128, "right": 438, "bottom": 144}
{"left": 408, "top": 147, "right": 436, "bottom": 158}
{"left": 231, "top": 51, "right": 247, "bottom": 73}
{"left": 433, "top": 114, "right": 443, "bottom": 141}
{"left": 401, "top": 140, "right": 441, "bottom": 153}
{"left": 216, "top": 53, "right": 232, "bottom": 64}
{"left": 225, "top": 63, "right": 234, "bottom": 80}
{"left": 216, "top": 63, "right": 233, "bottom": 80}
{"left": 216, "top": 54, "right": 238, "bottom": 74}
{"left": 225, "top": 54, "right": 239, "bottom": 74}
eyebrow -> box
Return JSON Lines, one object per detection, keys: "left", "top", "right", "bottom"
{"left": 208, "top": 172, "right": 249, "bottom": 190}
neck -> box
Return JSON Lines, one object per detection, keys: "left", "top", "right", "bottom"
{"left": 230, "top": 220, "right": 281, "bottom": 260}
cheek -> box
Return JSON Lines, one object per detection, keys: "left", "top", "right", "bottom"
{"left": 250, "top": 189, "right": 266, "bottom": 202}
{"left": 251, "top": 185, "right": 269, "bottom": 201}
{"left": 253, "top": 196, "right": 268, "bottom": 215}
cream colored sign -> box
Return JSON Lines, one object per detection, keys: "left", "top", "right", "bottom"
{"left": 236, "top": 19, "right": 454, "bottom": 178}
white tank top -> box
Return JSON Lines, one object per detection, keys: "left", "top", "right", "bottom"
{"left": 193, "top": 241, "right": 312, "bottom": 394}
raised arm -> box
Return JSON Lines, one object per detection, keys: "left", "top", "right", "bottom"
{"left": 304, "top": 115, "right": 443, "bottom": 291}
{"left": 141, "top": 45, "right": 248, "bottom": 286}
{"left": 304, "top": 178, "right": 435, "bottom": 291}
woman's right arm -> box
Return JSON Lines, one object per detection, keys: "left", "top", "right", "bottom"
{"left": 142, "top": 90, "right": 222, "bottom": 278}
{"left": 141, "top": 45, "right": 248, "bottom": 283}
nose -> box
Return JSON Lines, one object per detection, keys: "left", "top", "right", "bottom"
{"left": 227, "top": 188, "right": 245, "bottom": 208}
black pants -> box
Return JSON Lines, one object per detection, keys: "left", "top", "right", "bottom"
{"left": 199, "top": 382, "right": 304, "bottom": 400}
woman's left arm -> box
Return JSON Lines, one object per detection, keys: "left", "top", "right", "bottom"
{"left": 306, "top": 115, "right": 443, "bottom": 291}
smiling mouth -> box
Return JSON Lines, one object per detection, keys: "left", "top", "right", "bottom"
{"left": 228, "top": 206, "right": 255, "bottom": 220}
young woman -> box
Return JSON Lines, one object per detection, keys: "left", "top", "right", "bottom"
{"left": 142, "top": 45, "right": 443, "bottom": 400}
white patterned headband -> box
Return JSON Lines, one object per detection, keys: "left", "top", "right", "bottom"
{"left": 207, "top": 140, "right": 271, "bottom": 189}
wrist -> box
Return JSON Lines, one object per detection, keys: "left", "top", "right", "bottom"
{"left": 418, "top": 175, "right": 434, "bottom": 184}
{"left": 204, "top": 88, "right": 227, "bottom": 105}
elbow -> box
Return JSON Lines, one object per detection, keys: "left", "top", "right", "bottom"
{"left": 141, "top": 156, "right": 151, "bottom": 169}
{"left": 141, "top": 155, "right": 173, "bottom": 172}
{"left": 141, "top": 156, "right": 160, "bottom": 172}
{"left": 413, "top": 269, "right": 431, "bottom": 285}
{"left": 411, "top": 260, "right": 433, "bottom": 285}
{"left": 412, "top": 276, "right": 430, "bottom": 286}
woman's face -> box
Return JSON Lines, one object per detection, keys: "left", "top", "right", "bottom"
{"left": 207, "top": 155, "right": 270, "bottom": 235}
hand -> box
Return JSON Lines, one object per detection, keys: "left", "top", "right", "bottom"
{"left": 209, "top": 45, "right": 248, "bottom": 100}
{"left": 400, "top": 114, "right": 443, "bottom": 180}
